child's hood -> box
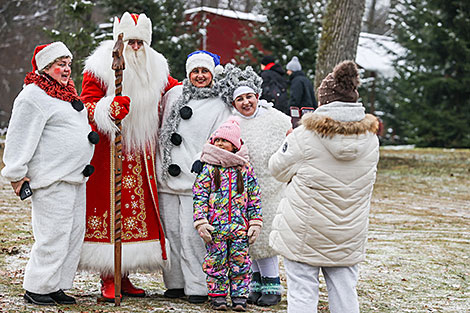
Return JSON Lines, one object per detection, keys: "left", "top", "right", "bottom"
{"left": 200, "top": 143, "right": 249, "bottom": 167}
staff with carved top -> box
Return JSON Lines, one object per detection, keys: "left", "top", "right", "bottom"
{"left": 111, "top": 32, "right": 125, "bottom": 306}
{"left": 78, "top": 12, "right": 181, "bottom": 302}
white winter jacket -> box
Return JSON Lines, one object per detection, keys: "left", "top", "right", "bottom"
{"left": 268, "top": 101, "right": 379, "bottom": 267}
{"left": 2, "top": 84, "right": 94, "bottom": 189}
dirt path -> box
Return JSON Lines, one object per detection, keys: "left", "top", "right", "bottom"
{"left": 0, "top": 147, "right": 469, "bottom": 312}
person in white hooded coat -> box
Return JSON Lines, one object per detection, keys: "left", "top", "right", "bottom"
{"left": 268, "top": 60, "right": 379, "bottom": 313}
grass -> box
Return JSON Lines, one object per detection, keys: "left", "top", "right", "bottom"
{"left": 0, "top": 147, "right": 469, "bottom": 312}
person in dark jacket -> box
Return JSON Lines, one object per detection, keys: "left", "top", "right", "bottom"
{"left": 259, "top": 55, "right": 289, "bottom": 115}
{"left": 286, "top": 56, "right": 317, "bottom": 110}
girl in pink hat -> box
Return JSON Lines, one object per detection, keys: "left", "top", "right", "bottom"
{"left": 192, "top": 118, "right": 262, "bottom": 311}
{"left": 217, "top": 64, "right": 292, "bottom": 307}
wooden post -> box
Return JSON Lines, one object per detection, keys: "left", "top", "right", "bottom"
{"left": 111, "top": 32, "right": 125, "bottom": 306}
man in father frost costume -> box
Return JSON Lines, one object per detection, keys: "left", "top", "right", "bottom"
{"left": 78, "top": 12, "right": 180, "bottom": 301}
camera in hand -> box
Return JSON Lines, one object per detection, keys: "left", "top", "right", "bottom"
{"left": 19, "top": 181, "right": 33, "bottom": 200}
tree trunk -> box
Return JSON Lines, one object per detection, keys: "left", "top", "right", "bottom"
{"left": 314, "top": 0, "right": 366, "bottom": 91}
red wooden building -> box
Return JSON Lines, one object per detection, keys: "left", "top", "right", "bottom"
{"left": 184, "top": 6, "right": 267, "bottom": 64}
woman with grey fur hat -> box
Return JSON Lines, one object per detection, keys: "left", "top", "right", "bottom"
{"left": 157, "top": 50, "right": 232, "bottom": 304}
{"left": 218, "top": 64, "right": 292, "bottom": 307}
{"left": 269, "top": 60, "right": 379, "bottom": 313}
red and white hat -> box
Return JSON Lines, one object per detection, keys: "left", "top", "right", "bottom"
{"left": 31, "top": 41, "right": 72, "bottom": 72}
{"left": 113, "top": 12, "right": 152, "bottom": 45}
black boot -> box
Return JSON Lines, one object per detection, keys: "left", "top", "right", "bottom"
{"left": 247, "top": 271, "right": 262, "bottom": 304}
{"left": 257, "top": 276, "right": 282, "bottom": 306}
{"left": 48, "top": 289, "right": 76, "bottom": 304}
{"left": 188, "top": 295, "right": 208, "bottom": 303}
{"left": 163, "top": 288, "right": 185, "bottom": 298}
{"left": 24, "top": 291, "right": 56, "bottom": 306}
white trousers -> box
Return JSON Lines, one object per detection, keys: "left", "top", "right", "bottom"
{"left": 284, "top": 258, "right": 360, "bottom": 313}
{"left": 158, "top": 193, "right": 207, "bottom": 296}
{"left": 252, "top": 256, "right": 280, "bottom": 277}
{"left": 24, "top": 181, "right": 86, "bottom": 294}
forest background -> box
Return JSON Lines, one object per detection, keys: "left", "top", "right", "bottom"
{"left": 0, "top": 0, "right": 469, "bottom": 147}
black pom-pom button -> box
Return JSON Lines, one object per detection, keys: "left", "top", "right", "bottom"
{"left": 170, "top": 133, "right": 182, "bottom": 146}
{"left": 88, "top": 131, "right": 100, "bottom": 144}
{"left": 180, "top": 106, "right": 193, "bottom": 119}
{"left": 71, "top": 99, "right": 84, "bottom": 112}
{"left": 82, "top": 164, "right": 95, "bottom": 177}
{"left": 168, "top": 164, "right": 181, "bottom": 177}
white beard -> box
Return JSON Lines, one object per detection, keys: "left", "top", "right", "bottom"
{"left": 120, "top": 45, "right": 161, "bottom": 153}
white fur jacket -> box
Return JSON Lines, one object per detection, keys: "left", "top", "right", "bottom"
{"left": 268, "top": 101, "right": 380, "bottom": 267}
{"left": 2, "top": 84, "right": 94, "bottom": 189}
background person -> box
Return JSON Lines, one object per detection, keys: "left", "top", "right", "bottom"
{"left": 268, "top": 60, "right": 380, "bottom": 313}
{"left": 285, "top": 56, "right": 317, "bottom": 112}
{"left": 1, "top": 42, "right": 95, "bottom": 305}
{"left": 157, "top": 50, "right": 232, "bottom": 304}
{"left": 259, "top": 55, "right": 289, "bottom": 115}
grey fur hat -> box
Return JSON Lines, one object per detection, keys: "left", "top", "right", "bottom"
{"left": 217, "top": 63, "right": 263, "bottom": 105}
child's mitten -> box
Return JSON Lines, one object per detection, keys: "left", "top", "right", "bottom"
{"left": 196, "top": 222, "right": 215, "bottom": 244}
{"left": 191, "top": 160, "right": 205, "bottom": 174}
{"left": 110, "top": 95, "right": 131, "bottom": 120}
{"left": 248, "top": 225, "right": 262, "bottom": 244}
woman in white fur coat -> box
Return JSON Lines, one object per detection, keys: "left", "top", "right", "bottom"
{"left": 268, "top": 61, "right": 380, "bottom": 313}
{"left": 218, "top": 64, "right": 292, "bottom": 306}
{"left": 1, "top": 42, "right": 95, "bottom": 305}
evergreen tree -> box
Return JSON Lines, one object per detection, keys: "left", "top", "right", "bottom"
{"left": 44, "top": 0, "right": 100, "bottom": 92}
{"left": 389, "top": 0, "right": 470, "bottom": 147}
{"left": 100, "top": 0, "right": 199, "bottom": 81}
{"left": 245, "top": 0, "right": 325, "bottom": 80}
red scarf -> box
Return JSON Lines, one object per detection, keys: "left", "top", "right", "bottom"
{"left": 24, "top": 71, "right": 79, "bottom": 102}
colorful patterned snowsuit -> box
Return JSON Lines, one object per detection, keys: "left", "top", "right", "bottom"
{"left": 193, "top": 162, "right": 262, "bottom": 297}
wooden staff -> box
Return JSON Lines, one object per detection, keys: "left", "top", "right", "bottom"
{"left": 111, "top": 32, "right": 125, "bottom": 306}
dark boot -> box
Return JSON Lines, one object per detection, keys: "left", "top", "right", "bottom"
{"left": 231, "top": 297, "right": 247, "bottom": 311}
{"left": 188, "top": 295, "right": 208, "bottom": 303}
{"left": 24, "top": 291, "right": 56, "bottom": 306}
{"left": 211, "top": 296, "right": 228, "bottom": 310}
{"left": 48, "top": 289, "right": 76, "bottom": 304}
{"left": 257, "top": 276, "right": 282, "bottom": 306}
{"left": 163, "top": 288, "right": 186, "bottom": 298}
{"left": 247, "top": 271, "right": 262, "bottom": 304}
{"left": 121, "top": 275, "right": 145, "bottom": 297}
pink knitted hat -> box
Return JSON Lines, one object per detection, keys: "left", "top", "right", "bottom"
{"left": 210, "top": 117, "right": 243, "bottom": 150}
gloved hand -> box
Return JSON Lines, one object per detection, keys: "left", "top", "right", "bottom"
{"left": 191, "top": 160, "right": 205, "bottom": 174}
{"left": 110, "top": 95, "right": 131, "bottom": 120}
{"left": 196, "top": 222, "right": 215, "bottom": 244}
{"left": 248, "top": 225, "right": 262, "bottom": 244}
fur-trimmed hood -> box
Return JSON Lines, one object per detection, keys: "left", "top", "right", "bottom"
{"left": 300, "top": 102, "right": 379, "bottom": 161}
{"left": 301, "top": 112, "right": 379, "bottom": 137}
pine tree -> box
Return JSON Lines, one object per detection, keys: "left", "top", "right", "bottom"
{"left": 44, "top": 0, "right": 100, "bottom": 92}
{"left": 388, "top": 0, "right": 470, "bottom": 147}
{"left": 100, "top": 0, "right": 199, "bottom": 81}
{"left": 246, "top": 0, "right": 325, "bottom": 80}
